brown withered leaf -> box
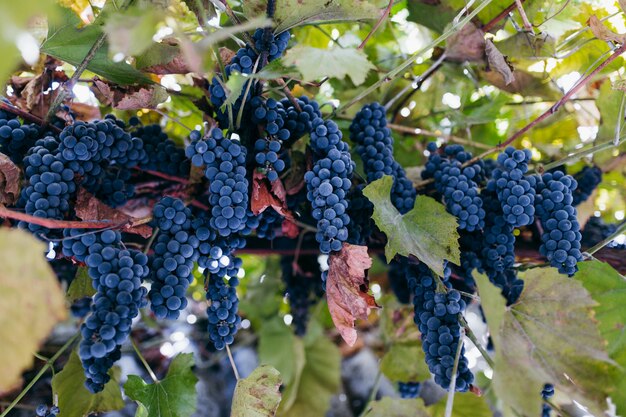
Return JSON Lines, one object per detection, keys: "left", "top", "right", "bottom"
{"left": 0, "top": 154, "right": 21, "bottom": 206}
{"left": 588, "top": 15, "right": 626, "bottom": 44}
{"left": 140, "top": 39, "right": 192, "bottom": 75}
{"left": 75, "top": 188, "right": 152, "bottom": 238}
{"left": 326, "top": 243, "right": 377, "bottom": 346}
{"left": 251, "top": 171, "right": 293, "bottom": 219}
{"left": 485, "top": 39, "right": 515, "bottom": 85}
{"left": 68, "top": 102, "right": 102, "bottom": 122}
{"left": 445, "top": 23, "right": 485, "bottom": 62}
{"left": 91, "top": 78, "right": 167, "bottom": 110}
{"left": 281, "top": 219, "right": 299, "bottom": 239}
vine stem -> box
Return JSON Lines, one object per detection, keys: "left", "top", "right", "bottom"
{"left": 358, "top": 369, "right": 382, "bottom": 417}
{"left": 459, "top": 315, "right": 494, "bottom": 368}
{"left": 586, "top": 221, "right": 626, "bottom": 256}
{"left": 334, "top": 0, "right": 496, "bottom": 116}
{"left": 0, "top": 206, "right": 152, "bottom": 230}
{"left": 0, "top": 333, "right": 79, "bottom": 417}
{"left": 225, "top": 345, "right": 240, "bottom": 380}
{"left": 538, "top": 135, "right": 626, "bottom": 173}
{"left": 514, "top": 0, "right": 533, "bottom": 32}
{"left": 357, "top": 0, "right": 394, "bottom": 50}
{"left": 444, "top": 334, "right": 464, "bottom": 417}
{"left": 131, "top": 339, "right": 158, "bottom": 383}
{"left": 482, "top": 0, "right": 524, "bottom": 32}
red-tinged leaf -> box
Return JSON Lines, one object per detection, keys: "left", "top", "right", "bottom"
{"left": 68, "top": 102, "right": 102, "bottom": 121}
{"left": 75, "top": 188, "right": 152, "bottom": 238}
{"left": 139, "top": 39, "right": 191, "bottom": 75}
{"left": 251, "top": 171, "right": 293, "bottom": 219}
{"left": 281, "top": 219, "right": 300, "bottom": 239}
{"left": 0, "top": 154, "right": 21, "bottom": 206}
{"left": 326, "top": 243, "right": 377, "bottom": 346}
{"left": 91, "top": 78, "right": 167, "bottom": 110}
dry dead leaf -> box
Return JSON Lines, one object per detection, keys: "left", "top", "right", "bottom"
{"left": 326, "top": 243, "right": 377, "bottom": 346}
{"left": 485, "top": 39, "right": 515, "bottom": 85}
{"left": 91, "top": 78, "right": 168, "bottom": 110}
{"left": 251, "top": 171, "right": 293, "bottom": 219}
{"left": 75, "top": 188, "right": 152, "bottom": 238}
{"left": 0, "top": 154, "right": 21, "bottom": 206}
{"left": 446, "top": 23, "right": 486, "bottom": 62}
{"left": 587, "top": 15, "right": 626, "bottom": 44}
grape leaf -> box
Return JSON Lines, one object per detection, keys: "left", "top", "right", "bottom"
{"left": 380, "top": 344, "right": 430, "bottom": 383}
{"left": 575, "top": 261, "right": 626, "bottom": 415}
{"left": 0, "top": 153, "right": 21, "bottom": 206}
{"left": 231, "top": 365, "right": 282, "bottom": 417}
{"left": 282, "top": 46, "right": 375, "bottom": 85}
{"left": 41, "top": 7, "right": 150, "bottom": 85}
{"left": 52, "top": 350, "right": 124, "bottom": 417}
{"left": 103, "top": 8, "right": 162, "bottom": 58}
{"left": 379, "top": 295, "right": 421, "bottom": 344}
{"left": 182, "top": 0, "right": 216, "bottom": 28}
{"left": 326, "top": 243, "right": 377, "bottom": 346}
{"left": 362, "top": 398, "right": 429, "bottom": 417}
{"left": 243, "top": 0, "right": 382, "bottom": 32}
{"left": 363, "top": 175, "right": 461, "bottom": 277}
{"left": 476, "top": 268, "right": 619, "bottom": 417}
{"left": 258, "top": 318, "right": 305, "bottom": 411}
{"left": 124, "top": 353, "right": 198, "bottom": 417}
{"left": 0, "top": 229, "right": 67, "bottom": 392}
{"left": 428, "top": 392, "right": 491, "bottom": 417}
{"left": 406, "top": 1, "right": 457, "bottom": 33}
{"left": 66, "top": 267, "right": 96, "bottom": 302}
{"left": 278, "top": 323, "right": 341, "bottom": 417}
{"left": 136, "top": 40, "right": 190, "bottom": 74}
{"left": 485, "top": 40, "right": 514, "bottom": 85}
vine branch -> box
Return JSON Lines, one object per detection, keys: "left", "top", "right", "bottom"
{"left": 586, "top": 221, "right": 626, "bottom": 257}
{"left": 358, "top": 0, "right": 394, "bottom": 50}
{"left": 0, "top": 206, "right": 150, "bottom": 230}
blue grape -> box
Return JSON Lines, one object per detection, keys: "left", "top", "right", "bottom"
{"left": 581, "top": 216, "right": 625, "bottom": 249}
{"left": 542, "top": 383, "right": 554, "bottom": 417}
{"left": 136, "top": 124, "right": 190, "bottom": 177}
{"left": 492, "top": 147, "right": 535, "bottom": 227}
{"left": 35, "top": 404, "right": 60, "bottom": 417}
{"left": 280, "top": 96, "right": 321, "bottom": 141}
{"left": 398, "top": 382, "right": 421, "bottom": 399}
{"left": 0, "top": 109, "right": 39, "bottom": 163}
{"left": 281, "top": 255, "right": 323, "bottom": 336}
{"left": 206, "top": 272, "right": 241, "bottom": 350}
{"left": 250, "top": 96, "right": 290, "bottom": 181}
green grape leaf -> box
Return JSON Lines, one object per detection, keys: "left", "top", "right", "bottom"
{"left": 379, "top": 295, "right": 420, "bottom": 344}
{"left": 363, "top": 175, "right": 461, "bottom": 276}
{"left": 181, "top": 0, "right": 216, "bottom": 28}
{"left": 362, "top": 398, "right": 429, "bottom": 417}
{"left": 282, "top": 46, "right": 375, "bottom": 85}
{"left": 406, "top": 1, "right": 457, "bottom": 33}
{"left": 124, "top": 353, "right": 198, "bottom": 417}
{"left": 428, "top": 392, "right": 491, "bottom": 417}
{"left": 243, "top": 0, "right": 382, "bottom": 32}
{"left": 278, "top": 323, "right": 341, "bottom": 417}
{"left": 0, "top": 229, "right": 67, "bottom": 392}
{"left": 103, "top": 8, "right": 163, "bottom": 58}
{"left": 52, "top": 350, "right": 124, "bottom": 417}
{"left": 231, "top": 365, "right": 282, "bottom": 417}
{"left": 41, "top": 7, "right": 150, "bottom": 85}
{"left": 575, "top": 261, "right": 626, "bottom": 415}
{"left": 258, "top": 318, "right": 305, "bottom": 402}
{"left": 380, "top": 344, "right": 430, "bottom": 382}
{"left": 476, "top": 268, "right": 618, "bottom": 417}
{"left": 495, "top": 32, "right": 556, "bottom": 60}
{"left": 67, "top": 267, "right": 96, "bottom": 302}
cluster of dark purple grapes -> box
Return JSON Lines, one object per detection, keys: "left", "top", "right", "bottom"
{"left": 423, "top": 143, "right": 485, "bottom": 232}
{"left": 492, "top": 146, "right": 535, "bottom": 227}
{"left": 304, "top": 118, "right": 355, "bottom": 253}
{"left": 572, "top": 165, "right": 602, "bottom": 206}
{"left": 542, "top": 384, "right": 554, "bottom": 417}
{"left": 281, "top": 255, "right": 323, "bottom": 336}
{"left": 535, "top": 171, "right": 583, "bottom": 276}
{"left": 349, "top": 102, "right": 416, "bottom": 214}
{"left": 135, "top": 122, "right": 190, "bottom": 178}
{"left": 206, "top": 271, "right": 242, "bottom": 350}
{"left": 251, "top": 97, "right": 289, "bottom": 181}
{"left": 581, "top": 216, "right": 625, "bottom": 249}
{"left": 0, "top": 108, "right": 38, "bottom": 163}
{"left": 398, "top": 382, "right": 421, "bottom": 399}
{"left": 406, "top": 261, "right": 474, "bottom": 392}
{"left": 209, "top": 29, "right": 290, "bottom": 125}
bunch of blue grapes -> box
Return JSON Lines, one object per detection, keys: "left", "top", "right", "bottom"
{"left": 281, "top": 255, "right": 323, "bottom": 336}
{"left": 86, "top": 167, "right": 134, "bottom": 207}
{"left": 491, "top": 147, "right": 535, "bottom": 227}
{"left": 206, "top": 271, "right": 241, "bottom": 350}
{"left": 35, "top": 404, "right": 60, "bottom": 417}
{"left": 572, "top": 165, "right": 602, "bottom": 206}
{"left": 406, "top": 261, "right": 474, "bottom": 391}
{"left": 304, "top": 117, "right": 354, "bottom": 253}
{"left": 148, "top": 197, "right": 199, "bottom": 319}
{"left": 209, "top": 29, "right": 290, "bottom": 125}
{"left": 186, "top": 129, "right": 249, "bottom": 237}
{"left": 422, "top": 143, "right": 485, "bottom": 231}
{"left": 251, "top": 97, "right": 289, "bottom": 181}
{"left": 136, "top": 123, "right": 190, "bottom": 177}
{"left": 535, "top": 171, "right": 583, "bottom": 276}
{"left": 346, "top": 185, "right": 374, "bottom": 245}
{"left": 479, "top": 187, "right": 524, "bottom": 304}
{"left": 398, "top": 382, "right": 421, "bottom": 399}
{"left": 280, "top": 96, "right": 321, "bottom": 142}
{"left": 387, "top": 258, "right": 411, "bottom": 304}
{"left": 0, "top": 109, "right": 39, "bottom": 163}
{"left": 349, "top": 102, "right": 416, "bottom": 214}
{"left": 79, "top": 247, "right": 149, "bottom": 392}
{"left": 581, "top": 216, "right": 625, "bottom": 249}
{"left": 62, "top": 228, "right": 121, "bottom": 263}
{"left": 542, "top": 384, "right": 554, "bottom": 417}
{"left": 256, "top": 208, "right": 283, "bottom": 239}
